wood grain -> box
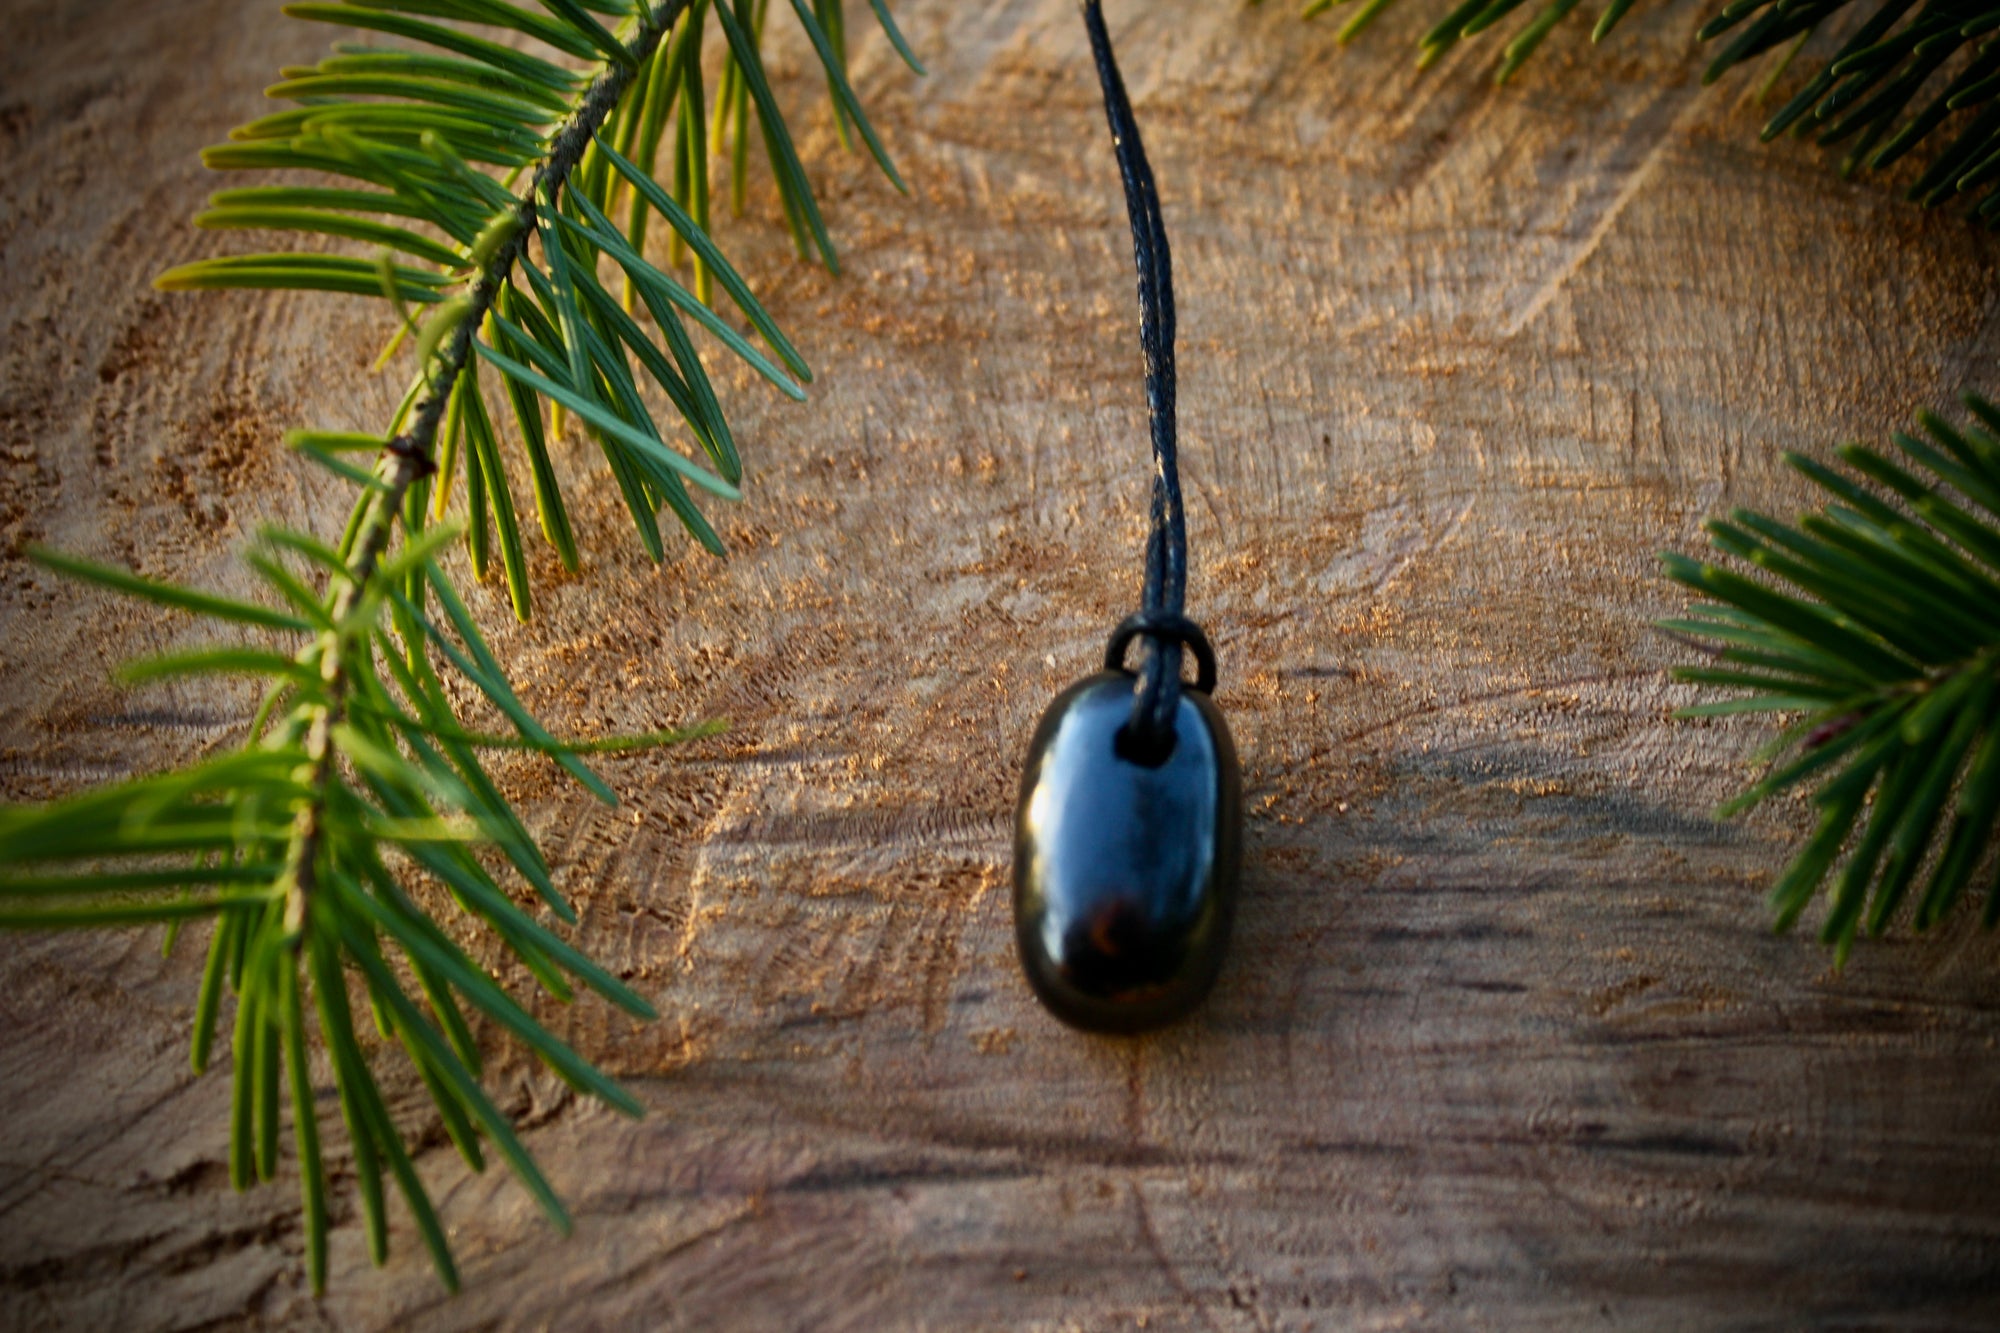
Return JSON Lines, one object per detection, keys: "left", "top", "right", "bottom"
{"left": 4, "top": 0, "right": 2000, "bottom": 1327}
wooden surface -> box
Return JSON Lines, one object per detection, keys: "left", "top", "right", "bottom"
{"left": 5, "top": 0, "right": 2000, "bottom": 1327}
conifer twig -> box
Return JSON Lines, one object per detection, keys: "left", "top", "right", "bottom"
{"left": 288, "top": 0, "right": 685, "bottom": 935}
{"left": 0, "top": 0, "right": 917, "bottom": 1296}
{"left": 1667, "top": 394, "right": 2000, "bottom": 957}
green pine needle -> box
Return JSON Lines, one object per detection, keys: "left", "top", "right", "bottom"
{"left": 1, "top": 0, "right": 915, "bottom": 1299}
{"left": 1313, "top": 0, "right": 2000, "bottom": 224}
{"left": 1666, "top": 393, "right": 2000, "bottom": 955}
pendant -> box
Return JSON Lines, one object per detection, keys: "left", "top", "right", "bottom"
{"left": 1012, "top": 623, "right": 1242, "bottom": 1033}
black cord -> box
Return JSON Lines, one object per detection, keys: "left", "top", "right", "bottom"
{"left": 1081, "top": 0, "right": 1196, "bottom": 764}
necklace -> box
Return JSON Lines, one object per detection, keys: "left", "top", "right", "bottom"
{"left": 1012, "top": 0, "right": 1244, "bottom": 1034}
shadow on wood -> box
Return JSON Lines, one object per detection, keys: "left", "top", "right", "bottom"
{"left": 2, "top": 0, "right": 2000, "bottom": 1327}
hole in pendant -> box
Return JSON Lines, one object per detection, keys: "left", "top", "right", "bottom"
{"left": 1115, "top": 719, "right": 1177, "bottom": 768}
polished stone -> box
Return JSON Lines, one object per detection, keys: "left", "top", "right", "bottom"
{"left": 1012, "top": 671, "right": 1242, "bottom": 1033}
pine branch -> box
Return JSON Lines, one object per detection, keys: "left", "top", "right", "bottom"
{"left": 1288, "top": 0, "right": 2000, "bottom": 224}
{"left": 268, "top": 13, "right": 688, "bottom": 1005}
{"left": 1666, "top": 393, "right": 2000, "bottom": 960}
{"left": 2, "top": 0, "right": 914, "bottom": 1298}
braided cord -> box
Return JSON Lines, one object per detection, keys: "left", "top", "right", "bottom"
{"left": 1081, "top": 0, "right": 1194, "bottom": 762}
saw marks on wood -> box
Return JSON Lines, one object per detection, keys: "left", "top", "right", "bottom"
{"left": 5, "top": 0, "right": 2000, "bottom": 1327}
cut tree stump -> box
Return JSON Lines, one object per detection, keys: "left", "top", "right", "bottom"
{"left": 4, "top": 0, "right": 2000, "bottom": 1328}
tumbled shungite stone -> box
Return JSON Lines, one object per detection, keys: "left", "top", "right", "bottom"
{"left": 1012, "top": 671, "right": 1241, "bottom": 1033}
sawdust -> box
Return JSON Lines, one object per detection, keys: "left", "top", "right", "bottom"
{"left": 4, "top": 0, "right": 2000, "bottom": 1326}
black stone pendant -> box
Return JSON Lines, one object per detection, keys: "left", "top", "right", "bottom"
{"left": 1023, "top": 2, "right": 1237, "bottom": 1034}
{"left": 1012, "top": 640, "right": 1242, "bottom": 1034}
